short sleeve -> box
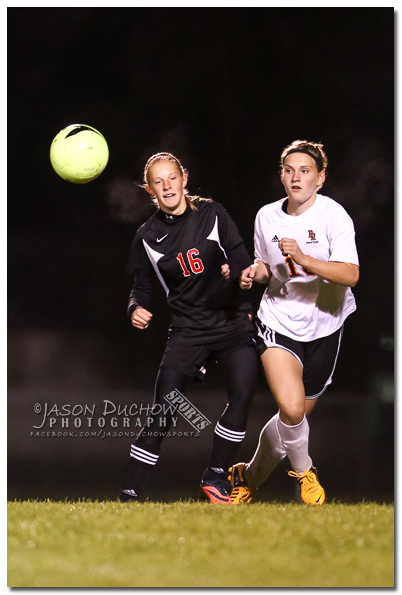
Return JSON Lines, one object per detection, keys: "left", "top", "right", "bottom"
{"left": 328, "top": 206, "right": 359, "bottom": 265}
{"left": 253, "top": 212, "right": 266, "bottom": 263}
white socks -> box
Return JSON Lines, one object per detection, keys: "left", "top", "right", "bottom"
{"left": 245, "top": 413, "right": 286, "bottom": 488}
{"left": 277, "top": 415, "right": 312, "bottom": 475}
{"left": 245, "top": 413, "right": 312, "bottom": 488}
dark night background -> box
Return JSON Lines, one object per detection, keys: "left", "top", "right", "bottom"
{"left": 8, "top": 8, "right": 394, "bottom": 502}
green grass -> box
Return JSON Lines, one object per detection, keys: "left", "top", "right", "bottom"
{"left": 8, "top": 500, "right": 394, "bottom": 588}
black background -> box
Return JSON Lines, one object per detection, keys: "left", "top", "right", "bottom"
{"left": 8, "top": 8, "right": 394, "bottom": 502}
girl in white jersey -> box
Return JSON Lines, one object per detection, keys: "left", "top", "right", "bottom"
{"left": 229, "top": 140, "right": 359, "bottom": 505}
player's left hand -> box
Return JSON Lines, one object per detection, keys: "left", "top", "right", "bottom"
{"left": 279, "top": 238, "right": 305, "bottom": 265}
{"left": 221, "top": 263, "right": 230, "bottom": 279}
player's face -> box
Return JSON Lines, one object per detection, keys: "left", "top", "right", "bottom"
{"left": 281, "top": 153, "right": 325, "bottom": 212}
{"left": 146, "top": 161, "right": 188, "bottom": 215}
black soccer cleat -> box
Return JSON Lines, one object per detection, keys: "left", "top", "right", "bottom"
{"left": 119, "top": 489, "right": 139, "bottom": 503}
{"left": 200, "top": 478, "right": 232, "bottom": 504}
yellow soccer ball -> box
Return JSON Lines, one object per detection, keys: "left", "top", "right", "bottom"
{"left": 50, "top": 124, "right": 109, "bottom": 184}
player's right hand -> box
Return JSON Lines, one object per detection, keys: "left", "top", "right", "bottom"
{"left": 131, "top": 307, "right": 153, "bottom": 329}
{"left": 239, "top": 263, "right": 258, "bottom": 290}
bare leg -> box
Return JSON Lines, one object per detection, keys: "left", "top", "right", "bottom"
{"left": 245, "top": 348, "right": 318, "bottom": 487}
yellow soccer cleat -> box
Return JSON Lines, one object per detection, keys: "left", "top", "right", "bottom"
{"left": 288, "top": 466, "right": 326, "bottom": 505}
{"left": 228, "top": 463, "right": 255, "bottom": 504}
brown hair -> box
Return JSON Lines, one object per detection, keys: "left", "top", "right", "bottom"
{"left": 143, "top": 152, "right": 207, "bottom": 210}
{"left": 280, "top": 140, "right": 328, "bottom": 173}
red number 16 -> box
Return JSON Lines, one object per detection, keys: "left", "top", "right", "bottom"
{"left": 177, "top": 249, "right": 204, "bottom": 277}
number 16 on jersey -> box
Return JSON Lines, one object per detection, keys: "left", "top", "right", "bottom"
{"left": 177, "top": 249, "right": 205, "bottom": 277}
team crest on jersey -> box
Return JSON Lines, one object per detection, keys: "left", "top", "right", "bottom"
{"left": 306, "top": 229, "right": 318, "bottom": 244}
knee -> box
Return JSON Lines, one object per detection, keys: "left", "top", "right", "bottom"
{"left": 279, "top": 407, "right": 305, "bottom": 427}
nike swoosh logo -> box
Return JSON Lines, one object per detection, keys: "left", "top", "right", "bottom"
{"left": 156, "top": 234, "right": 168, "bottom": 243}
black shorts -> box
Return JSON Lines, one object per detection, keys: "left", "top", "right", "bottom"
{"left": 160, "top": 317, "right": 258, "bottom": 379}
{"left": 255, "top": 318, "right": 343, "bottom": 399}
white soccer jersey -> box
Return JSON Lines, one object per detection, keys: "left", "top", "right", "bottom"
{"left": 255, "top": 194, "right": 359, "bottom": 341}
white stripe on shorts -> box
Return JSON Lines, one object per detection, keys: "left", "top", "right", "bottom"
{"left": 306, "top": 326, "right": 344, "bottom": 400}
{"left": 258, "top": 322, "right": 303, "bottom": 366}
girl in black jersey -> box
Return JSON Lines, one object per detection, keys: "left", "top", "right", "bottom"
{"left": 120, "top": 152, "right": 259, "bottom": 504}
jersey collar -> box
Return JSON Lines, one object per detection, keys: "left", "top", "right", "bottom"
{"left": 158, "top": 204, "right": 192, "bottom": 224}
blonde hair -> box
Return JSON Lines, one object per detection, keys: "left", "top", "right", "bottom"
{"left": 143, "top": 152, "right": 207, "bottom": 210}
{"left": 280, "top": 140, "right": 328, "bottom": 173}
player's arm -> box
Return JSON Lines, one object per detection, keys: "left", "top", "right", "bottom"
{"left": 127, "top": 233, "right": 154, "bottom": 329}
{"left": 279, "top": 238, "right": 359, "bottom": 287}
{"left": 216, "top": 204, "right": 254, "bottom": 280}
{"left": 239, "top": 260, "right": 271, "bottom": 289}
{"left": 238, "top": 211, "right": 272, "bottom": 289}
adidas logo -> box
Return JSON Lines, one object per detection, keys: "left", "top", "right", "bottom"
{"left": 271, "top": 235, "right": 279, "bottom": 242}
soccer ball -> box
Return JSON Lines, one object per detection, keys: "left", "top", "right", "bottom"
{"left": 50, "top": 124, "right": 109, "bottom": 184}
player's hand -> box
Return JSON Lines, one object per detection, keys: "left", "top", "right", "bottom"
{"left": 131, "top": 307, "right": 153, "bottom": 329}
{"left": 221, "top": 263, "right": 230, "bottom": 280}
{"left": 239, "top": 263, "right": 258, "bottom": 290}
{"left": 279, "top": 238, "right": 305, "bottom": 265}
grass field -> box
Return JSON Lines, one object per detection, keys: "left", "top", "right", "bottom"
{"left": 8, "top": 500, "right": 394, "bottom": 588}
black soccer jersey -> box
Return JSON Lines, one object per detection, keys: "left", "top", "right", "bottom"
{"left": 127, "top": 199, "right": 253, "bottom": 337}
